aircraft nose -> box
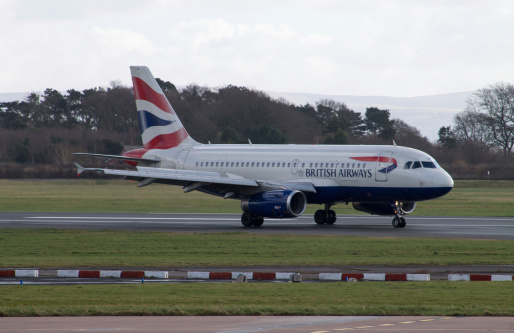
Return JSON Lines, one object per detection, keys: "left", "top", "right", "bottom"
{"left": 434, "top": 170, "right": 454, "bottom": 188}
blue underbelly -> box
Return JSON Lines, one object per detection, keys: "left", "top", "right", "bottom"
{"left": 305, "top": 186, "right": 452, "bottom": 203}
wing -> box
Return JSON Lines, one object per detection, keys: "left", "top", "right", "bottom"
{"left": 75, "top": 163, "right": 317, "bottom": 194}
{"left": 75, "top": 163, "right": 258, "bottom": 187}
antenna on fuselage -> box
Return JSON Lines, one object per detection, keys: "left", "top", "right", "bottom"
{"left": 393, "top": 140, "right": 397, "bottom": 147}
{"left": 248, "top": 139, "right": 252, "bottom": 145}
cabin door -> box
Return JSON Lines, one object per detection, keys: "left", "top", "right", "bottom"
{"left": 176, "top": 150, "right": 190, "bottom": 170}
{"left": 375, "top": 152, "right": 393, "bottom": 182}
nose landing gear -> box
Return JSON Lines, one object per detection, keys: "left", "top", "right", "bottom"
{"left": 392, "top": 201, "right": 406, "bottom": 228}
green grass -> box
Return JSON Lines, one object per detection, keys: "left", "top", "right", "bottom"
{"left": 1, "top": 282, "right": 513, "bottom": 316}
{"left": 1, "top": 179, "right": 514, "bottom": 216}
{"left": 1, "top": 229, "right": 513, "bottom": 268}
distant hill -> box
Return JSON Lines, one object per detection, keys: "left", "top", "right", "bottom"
{"left": 266, "top": 91, "right": 472, "bottom": 141}
{"left": 1, "top": 90, "right": 472, "bottom": 141}
{"left": 0, "top": 92, "right": 28, "bottom": 102}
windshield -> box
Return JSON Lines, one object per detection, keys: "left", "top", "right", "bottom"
{"left": 405, "top": 160, "right": 437, "bottom": 169}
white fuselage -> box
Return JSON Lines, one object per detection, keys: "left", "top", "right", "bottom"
{"left": 142, "top": 143, "right": 454, "bottom": 204}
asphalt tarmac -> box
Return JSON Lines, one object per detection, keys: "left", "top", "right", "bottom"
{"left": 1, "top": 212, "right": 513, "bottom": 240}
{"left": 0, "top": 316, "right": 513, "bottom": 333}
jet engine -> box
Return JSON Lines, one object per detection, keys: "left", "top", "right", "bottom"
{"left": 241, "top": 190, "right": 307, "bottom": 218}
{"left": 352, "top": 202, "right": 416, "bottom": 216}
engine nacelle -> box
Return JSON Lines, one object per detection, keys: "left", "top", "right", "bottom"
{"left": 241, "top": 190, "right": 307, "bottom": 218}
{"left": 352, "top": 202, "right": 417, "bottom": 216}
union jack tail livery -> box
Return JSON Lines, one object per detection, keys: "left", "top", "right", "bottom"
{"left": 131, "top": 66, "right": 198, "bottom": 149}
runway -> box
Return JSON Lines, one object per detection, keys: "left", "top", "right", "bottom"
{"left": 1, "top": 212, "right": 514, "bottom": 240}
{"left": 1, "top": 316, "right": 513, "bottom": 333}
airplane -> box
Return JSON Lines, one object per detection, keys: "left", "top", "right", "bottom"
{"left": 75, "top": 66, "right": 454, "bottom": 228}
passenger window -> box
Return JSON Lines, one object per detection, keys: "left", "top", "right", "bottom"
{"left": 412, "top": 161, "right": 422, "bottom": 169}
{"left": 363, "top": 163, "right": 366, "bottom": 168}
{"left": 302, "top": 163, "right": 305, "bottom": 167}
{"left": 282, "top": 163, "right": 286, "bottom": 167}
{"left": 310, "top": 163, "right": 313, "bottom": 167}
{"left": 331, "top": 163, "right": 334, "bottom": 168}
{"left": 231, "top": 162, "right": 234, "bottom": 167}
{"left": 422, "top": 161, "right": 436, "bottom": 168}
{"left": 246, "top": 162, "right": 250, "bottom": 167}
{"left": 315, "top": 163, "right": 318, "bottom": 168}
{"left": 221, "top": 162, "right": 224, "bottom": 167}
{"left": 216, "top": 162, "right": 219, "bottom": 167}
{"left": 352, "top": 163, "right": 355, "bottom": 168}
{"left": 272, "top": 162, "right": 275, "bottom": 167}
{"left": 236, "top": 162, "right": 239, "bottom": 167}
{"left": 211, "top": 162, "right": 214, "bottom": 167}
{"left": 200, "top": 162, "right": 203, "bottom": 167}
{"left": 404, "top": 161, "right": 412, "bottom": 169}
{"left": 251, "top": 162, "right": 254, "bottom": 167}
{"left": 288, "top": 163, "right": 291, "bottom": 167}
{"left": 262, "top": 163, "right": 265, "bottom": 167}
{"left": 357, "top": 163, "right": 360, "bottom": 168}
{"left": 347, "top": 163, "right": 350, "bottom": 168}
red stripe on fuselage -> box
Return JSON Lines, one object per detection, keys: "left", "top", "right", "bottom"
{"left": 350, "top": 156, "right": 397, "bottom": 164}
{"left": 132, "top": 77, "right": 175, "bottom": 114}
{"left": 144, "top": 127, "right": 189, "bottom": 149}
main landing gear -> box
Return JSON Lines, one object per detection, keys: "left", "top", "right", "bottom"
{"left": 241, "top": 212, "right": 264, "bottom": 227}
{"left": 314, "top": 204, "right": 337, "bottom": 225}
{"left": 392, "top": 201, "right": 406, "bottom": 228}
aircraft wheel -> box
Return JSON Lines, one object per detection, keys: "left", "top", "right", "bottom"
{"left": 241, "top": 212, "right": 253, "bottom": 227}
{"left": 326, "top": 210, "right": 337, "bottom": 224}
{"left": 314, "top": 210, "right": 326, "bottom": 224}
{"left": 399, "top": 217, "right": 406, "bottom": 228}
{"left": 253, "top": 216, "right": 264, "bottom": 227}
{"left": 392, "top": 216, "right": 401, "bottom": 228}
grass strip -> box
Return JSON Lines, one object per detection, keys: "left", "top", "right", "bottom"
{"left": 1, "top": 179, "right": 514, "bottom": 216}
{"left": 1, "top": 229, "right": 513, "bottom": 268}
{"left": 0, "top": 282, "right": 513, "bottom": 317}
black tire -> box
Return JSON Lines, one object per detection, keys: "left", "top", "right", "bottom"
{"left": 314, "top": 210, "right": 326, "bottom": 225}
{"left": 399, "top": 217, "right": 406, "bottom": 228}
{"left": 392, "top": 217, "right": 401, "bottom": 228}
{"left": 326, "top": 210, "right": 337, "bottom": 224}
{"left": 241, "top": 212, "right": 253, "bottom": 227}
{"left": 253, "top": 216, "right": 264, "bottom": 227}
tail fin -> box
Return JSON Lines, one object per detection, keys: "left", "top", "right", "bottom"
{"left": 130, "top": 66, "right": 199, "bottom": 149}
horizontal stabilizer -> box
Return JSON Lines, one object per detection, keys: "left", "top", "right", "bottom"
{"left": 73, "top": 153, "right": 160, "bottom": 164}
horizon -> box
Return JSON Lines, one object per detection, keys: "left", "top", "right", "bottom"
{"left": 0, "top": 86, "right": 471, "bottom": 142}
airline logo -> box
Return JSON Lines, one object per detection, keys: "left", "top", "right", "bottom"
{"left": 350, "top": 156, "right": 398, "bottom": 174}
{"left": 131, "top": 70, "right": 188, "bottom": 149}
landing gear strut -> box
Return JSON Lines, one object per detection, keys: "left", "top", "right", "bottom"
{"left": 392, "top": 201, "right": 406, "bottom": 228}
{"left": 314, "top": 204, "right": 337, "bottom": 225}
{"left": 241, "top": 212, "right": 264, "bottom": 227}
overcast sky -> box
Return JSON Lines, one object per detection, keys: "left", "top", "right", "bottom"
{"left": 1, "top": 0, "right": 513, "bottom": 97}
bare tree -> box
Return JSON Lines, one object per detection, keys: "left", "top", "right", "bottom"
{"left": 466, "top": 82, "right": 514, "bottom": 156}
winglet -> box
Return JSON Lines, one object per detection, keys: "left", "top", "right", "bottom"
{"left": 74, "top": 162, "right": 85, "bottom": 176}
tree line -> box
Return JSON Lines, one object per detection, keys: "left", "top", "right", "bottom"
{"left": 1, "top": 79, "right": 513, "bottom": 179}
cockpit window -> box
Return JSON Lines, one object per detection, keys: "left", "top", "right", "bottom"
{"left": 403, "top": 161, "right": 412, "bottom": 169}
{"left": 422, "top": 161, "right": 437, "bottom": 168}
{"left": 411, "top": 161, "right": 422, "bottom": 169}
